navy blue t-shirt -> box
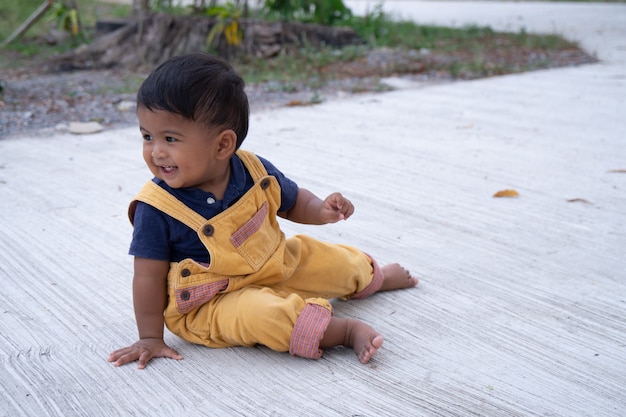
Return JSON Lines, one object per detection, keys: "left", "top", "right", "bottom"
{"left": 129, "top": 153, "right": 298, "bottom": 263}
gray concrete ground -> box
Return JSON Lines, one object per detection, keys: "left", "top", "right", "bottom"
{"left": 1, "top": 2, "right": 625, "bottom": 416}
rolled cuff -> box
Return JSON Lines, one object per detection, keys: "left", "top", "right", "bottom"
{"left": 289, "top": 302, "right": 332, "bottom": 359}
{"left": 350, "top": 255, "right": 383, "bottom": 299}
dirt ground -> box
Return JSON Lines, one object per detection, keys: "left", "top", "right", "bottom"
{"left": 0, "top": 42, "right": 596, "bottom": 139}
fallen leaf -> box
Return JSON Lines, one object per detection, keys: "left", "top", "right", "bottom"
{"left": 493, "top": 189, "right": 519, "bottom": 198}
{"left": 286, "top": 100, "right": 305, "bottom": 107}
{"left": 608, "top": 169, "right": 626, "bottom": 173}
{"left": 285, "top": 96, "right": 323, "bottom": 107}
{"left": 567, "top": 198, "right": 592, "bottom": 204}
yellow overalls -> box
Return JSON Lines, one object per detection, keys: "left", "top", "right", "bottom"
{"left": 129, "top": 150, "right": 383, "bottom": 359}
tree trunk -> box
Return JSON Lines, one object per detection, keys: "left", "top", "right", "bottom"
{"left": 46, "top": 13, "right": 363, "bottom": 72}
{"left": 132, "top": 0, "right": 150, "bottom": 17}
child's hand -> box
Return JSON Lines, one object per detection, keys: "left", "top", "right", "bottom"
{"left": 320, "top": 192, "right": 354, "bottom": 223}
{"left": 108, "top": 338, "right": 183, "bottom": 369}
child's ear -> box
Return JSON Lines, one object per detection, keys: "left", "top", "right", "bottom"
{"left": 215, "top": 129, "right": 237, "bottom": 160}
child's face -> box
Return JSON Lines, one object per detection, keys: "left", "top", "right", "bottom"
{"left": 138, "top": 107, "right": 231, "bottom": 191}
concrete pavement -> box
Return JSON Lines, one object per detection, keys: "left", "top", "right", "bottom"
{"left": 1, "top": 2, "right": 625, "bottom": 416}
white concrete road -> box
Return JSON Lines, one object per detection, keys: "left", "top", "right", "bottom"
{"left": 1, "top": 2, "right": 625, "bottom": 416}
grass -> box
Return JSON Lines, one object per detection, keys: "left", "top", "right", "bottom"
{"left": 233, "top": 45, "right": 365, "bottom": 84}
{"left": 0, "top": 0, "right": 132, "bottom": 62}
{"left": 229, "top": 17, "right": 587, "bottom": 85}
{"left": 0, "top": 0, "right": 126, "bottom": 39}
{"left": 0, "top": 0, "right": 595, "bottom": 93}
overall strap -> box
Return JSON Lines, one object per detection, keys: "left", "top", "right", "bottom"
{"left": 129, "top": 150, "right": 267, "bottom": 229}
{"left": 236, "top": 149, "right": 268, "bottom": 182}
{"left": 129, "top": 181, "right": 207, "bottom": 230}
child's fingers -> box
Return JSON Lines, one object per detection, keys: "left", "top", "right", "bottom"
{"left": 342, "top": 202, "right": 354, "bottom": 219}
{"left": 111, "top": 350, "right": 141, "bottom": 367}
{"left": 330, "top": 193, "right": 348, "bottom": 211}
{"left": 108, "top": 347, "right": 129, "bottom": 361}
{"left": 135, "top": 347, "right": 182, "bottom": 369}
{"left": 163, "top": 347, "right": 183, "bottom": 361}
{"left": 325, "top": 193, "right": 340, "bottom": 208}
{"left": 108, "top": 347, "right": 132, "bottom": 364}
{"left": 137, "top": 350, "right": 153, "bottom": 369}
{"left": 333, "top": 194, "right": 354, "bottom": 219}
{"left": 323, "top": 193, "right": 354, "bottom": 222}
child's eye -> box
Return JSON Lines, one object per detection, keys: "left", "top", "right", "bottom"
{"left": 165, "top": 136, "right": 177, "bottom": 143}
{"left": 142, "top": 134, "right": 152, "bottom": 141}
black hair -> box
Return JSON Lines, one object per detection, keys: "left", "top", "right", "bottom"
{"left": 137, "top": 53, "right": 249, "bottom": 148}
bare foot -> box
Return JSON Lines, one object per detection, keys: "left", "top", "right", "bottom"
{"left": 347, "top": 319, "right": 384, "bottom": 364}
{"left": 321, "top": 317, "right": 384, "bottom": 364}
{"left": 379, "top": 263, "right": 418, "bottom": 291}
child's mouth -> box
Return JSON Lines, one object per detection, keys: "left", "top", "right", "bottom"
{"left": 161, "top": 165, "right": 177, "bottom": 174}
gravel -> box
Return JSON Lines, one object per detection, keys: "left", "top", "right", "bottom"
{"left": 0, "top": 66, "right": 410, "bottom": 139}
{"left": 0, "top": 46, "right": 594, "bottom": 139}
{"left": 1, "top": 69, "right": 139, "bottom": 139}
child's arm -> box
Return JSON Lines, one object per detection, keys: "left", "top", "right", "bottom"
{"left": 108, "top": 257, "right": 183, "bottom": 369}
{"left": 281, "top": 188, "right": 354, "bottom": 225}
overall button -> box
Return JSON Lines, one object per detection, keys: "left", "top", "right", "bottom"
{"left": 181, "top": 290, "right": 191, "bottom": 301}
{"left": 203, "top": 224, "right": 214, "bottom": 236}
{"left": 181, "top": 268, "right": 191, "bottom": 277}
{"left": 260, "top": 178, "right": 270, "bottom": 190}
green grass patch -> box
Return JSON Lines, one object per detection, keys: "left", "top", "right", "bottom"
{"left": 0, "top": 0, "right": 131, "bottom": 41}
{"left": 1, "top": 0, "right": 595, "bottom": 94}
{"left": 234, "top": 45, "right": 367, "bottom": 84}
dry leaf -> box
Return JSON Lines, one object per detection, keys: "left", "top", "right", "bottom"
{"left": 286, "top": 100, "right": 305, "bottom": 107}
{"left": 608, "top": 169, "right": 626, "bottom": 173}
{"left": 567, "top": 198, "right": 592, "bottom": 204}
{"left": 493, "top": 189, "right": 519, "bottom": 198}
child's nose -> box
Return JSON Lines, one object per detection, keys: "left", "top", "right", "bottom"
{"left": 151, "top": 141, "right": 167, "bottom": 158}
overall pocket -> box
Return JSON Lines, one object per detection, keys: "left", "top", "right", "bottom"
{"left": 229, "top": 200, "right": 281, "bottom": 271}
{"left": 169, "top": 261, "right": 229, "bottom": 314}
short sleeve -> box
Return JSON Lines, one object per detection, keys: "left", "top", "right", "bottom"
{"left": 129, "top": 201, "right": 171, "bottom": 261}
{"left": 257, "top": 156, "right": 299, "bottom": 212}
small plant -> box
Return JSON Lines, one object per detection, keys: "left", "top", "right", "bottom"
{"left": 206, "top": 2, "right": 243, "bottom": 51}
{"left": 149, "top": 0, "right": 190, "bottom": 15}
{"left": 46, "top": 1, "right": 81, "bottom": 38}
{"left": 263, "top": 0, "right": 352, "bottom": 26}
{"left": 349, "top": 3, "right": 387, "bottom": 44}
{"left": 309, "top": 0, "right": 352, "bottom": 25}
